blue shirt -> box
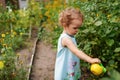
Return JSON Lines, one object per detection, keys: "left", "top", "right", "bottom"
{"left": 54, "top": 33, "right": 81, "bottom": 80}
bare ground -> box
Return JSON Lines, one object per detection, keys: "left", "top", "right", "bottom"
{"left": 16, "top": 27, "right": 57, "bottom": 80}
{"left": 30, "top": 41, "right": 56, "bottom": 80}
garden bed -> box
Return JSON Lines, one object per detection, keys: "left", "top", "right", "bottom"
{"left": 16, "top": 27, "right": 38, "bottom": 80}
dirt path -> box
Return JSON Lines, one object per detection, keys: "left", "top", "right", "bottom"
{"left": 30, "top": 41, "right": 56, "bottom": 80}
{"left": 17, "top": 27, "right": 56, "bottom": 80}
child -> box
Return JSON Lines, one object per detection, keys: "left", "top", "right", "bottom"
{"left": 54, "top": 7, "right": 101, "bottom": 80}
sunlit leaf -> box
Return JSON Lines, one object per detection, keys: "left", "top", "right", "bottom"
{"left": 94, "top": 21, "right": 102, "bottom": 26}
{"left": 90, "top": 41, "right": 97, "bottom": 45}
{"left": 114, "top": 47, "right": 120, "bottom": 52}
{"left": 106, "top": 39, "right": 114, "bottom": 46}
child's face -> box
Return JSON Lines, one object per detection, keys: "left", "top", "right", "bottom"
{"left": 67, "top": 19, "right": 82, "bottom": 35}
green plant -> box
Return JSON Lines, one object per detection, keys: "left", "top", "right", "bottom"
{"left": 0, "top": 47, "right": 27, "bottom": 80}
{"left": 100, "top": 69, "right": 120, "bottom": 80}
{"left": 74, "top": 0, "right": 120, "bottom": 70}
{"left": 69, "top": 0, "right": 120, "bottom": 79}
{"left": 37, "top": 0, "right": 67, "bottom": 46}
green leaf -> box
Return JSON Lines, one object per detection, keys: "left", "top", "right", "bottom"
{"left": 108, "top": 60, "right": 114, "bottom": 65}
{"left": 94, "top": 21, "right": 102, "bottom": 26}
{"left": 90, "top": 41, "right": 97, "bottom": 45}
{"left": 106, "top": 39, "right": 114, "bottom": 46}
{"left": 100, "top": 69, "right": 120, "bottom": 80}
{"left": 110, "top": 69, "right": 120, "bottom": 80}
{"left": 100, "top": 78, "right": 111, "bottom": 80}
{"left": 82, "top": 29, "right": 89, "bottom": 33}
{"left": 110, "top": 16, "right": 117, "bottom": 23}
{"left": 114, "top": 47, "right": 120, "bottom": 52}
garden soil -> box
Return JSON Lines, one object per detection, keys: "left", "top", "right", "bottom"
{"left": 17, "top": 27, "right": 56, "bottom": 80}
{"left": 30, "top": 41, "right": 56, "bottom": 80}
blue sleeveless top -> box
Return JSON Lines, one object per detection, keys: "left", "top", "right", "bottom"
{"left": 54, "top": 33, "right": 81, "bottom": 80}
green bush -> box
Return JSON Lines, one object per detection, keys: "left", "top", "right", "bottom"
{"left": 73, "top": 0, "right": 120, "bottom": 69}
{"left": 69, "top": 0, "right": 120, "bottom": 79}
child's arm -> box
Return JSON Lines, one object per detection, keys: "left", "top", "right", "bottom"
{"left": 62, "top": 37, "right": 101, "bottom": 64}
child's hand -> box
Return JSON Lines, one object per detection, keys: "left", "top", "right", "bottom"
{"left": 90, "top": 58, "right": 101, "bottom": 64}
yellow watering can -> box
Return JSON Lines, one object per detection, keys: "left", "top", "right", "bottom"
{"left": 90, "top": 63, "right": 106, "bottom": 75}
